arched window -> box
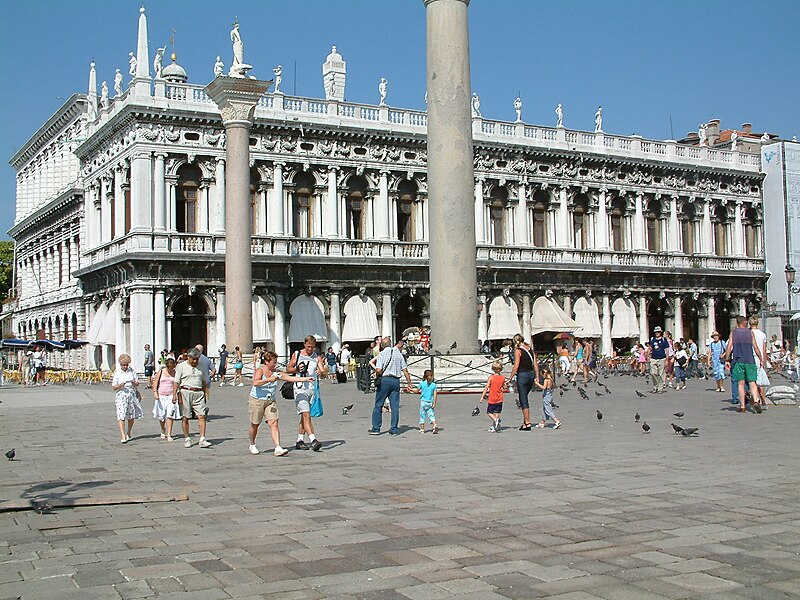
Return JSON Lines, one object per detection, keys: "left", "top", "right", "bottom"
{"left": 489, "top": 186, "right": 508, "bottom": 246}
{"left": 680, "top": 201, "right": 697, "bottom": 254}
{"left": 743, "top": 207, "right": 759, "bottom": 257}
{"left": 176, "top": 164, "right": 202, "bottom": 233}
{"left": 292, "top": 172, "right": 316, "bottom": 237}
{"left": 610, "top": 196, "right": 627, "bottom": 251}
{"left": 572, "top": 194, "right": 590, "bottom": 250}
{"left": 397, "top": 180, "right": 417, "bottom": 242}
{"left": 645, "top": 198, "right": 663, "bottom": 253}
{"left": 72, "top": 312, "right": 78, "bottom": 339}
{"left": 346, "top": 176, "right": 368, "bottom": 240}
{"left": 531, "top": 189, "right": 550, "bottom": 247}
{"left": 711, "top": 203, "right": 729, "bottom": 257}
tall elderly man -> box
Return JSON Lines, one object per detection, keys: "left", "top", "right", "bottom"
{"left": 174, "top": 348, "right": 212, "bottom": 448}
{"left": 647, "top": 326, "right": 670, "bottom": 394}
{"left": 369, "top": 337, "right": 413, "bottom": 435}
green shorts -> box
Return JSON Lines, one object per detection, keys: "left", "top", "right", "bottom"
{"left": 731, "top": 362, "right": 758, "bottom": 383}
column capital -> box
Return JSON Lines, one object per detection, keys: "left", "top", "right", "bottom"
{"left": 154, "top": 152, "right": 168, "bottom": 161}
{"left": 204, "top": 76, "right": 271, "bottom": 126}
{"left": 215, "top": 156, "right": 226, "bottom": 165}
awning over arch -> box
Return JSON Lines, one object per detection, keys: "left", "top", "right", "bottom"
{"left": 530, "top": 296, "right": 580, "bottom": 336}
{"left": 611, "top": 297, "right": 639, "bottom": 338}
{"left": 288, "top": 295, "right": 328, "bottom": 343}
{"left": 572, "top": 296, "right": 602, "bottom": 338}
{"left": 252, "top": 295, "right": 273, "bottom": 344}
{"left": 87, "top": 301, "right": 118, "bottom": 346}
{"left": 341, "top": 295, "right": 380, "bottom": 342}
{"left": 487, "top": 296, "right": 520, "bottom": 340}
{"left": 86, "top": 302, "right": 108, "bottom": 345}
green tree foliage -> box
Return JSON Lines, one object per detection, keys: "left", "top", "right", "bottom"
{"left": 0, "top": 241, "right": 13, "bottom": 303}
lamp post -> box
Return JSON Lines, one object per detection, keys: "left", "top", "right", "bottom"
{"left": 786, "top": 264, "right": 799, "bottom": 311}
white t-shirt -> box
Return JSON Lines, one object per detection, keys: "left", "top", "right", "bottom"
{"left": 752, "top": 328, "right": 767, "bottom": 368}
{"left": 339, "top": 348, "right": 352, "bottom": 364}
{"left": 112, "top": 367, "right": 139, "bottom": 388}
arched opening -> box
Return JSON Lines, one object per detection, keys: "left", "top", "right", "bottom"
{"left": 292, "top": 172, "right": 316, "bottom": 237}
{"left": 531, "top": 189, "right": 550, "bottom": 247}
{"left": 176, "top": 164, "right": 202, "bottom": 233}
{"left": 394, "top": 294, "right": 426, "bottom": 343}
{"left": 743, "top": 207, "right": 759, "bottom": 257}
{"left": 609, "top": 196, "right": 627, "bottom": 251}
{"left": 346, "top": 176, "right": 368, "bottom": 240}
{"left": 711, "top": 203, "right": 729, "bottom": 257}
{"left": 572, "top": 194, "right": 590, "bottom": 249}
{"left": 396, "top": 179, "right": 417, "bottom": 242}
{"left": 645, "top": 198, "right": 663, "bottom": 253}
{"left": 680, "top": 201, "right": 698, "bottom": 254}
{"left": 71, "top": 312, "right": 78, "bottom": 339}
{"left": 681, "top": 299, "right": 700, "bottom": 341}
{"left": 715, "top": 297, "right": 735, "bottom": 339}
{"left": 647, "top": 298, "right": 666, "bottom": 334}
{"left": 170, "top": 295, "right": 208, "bottom": 355}
{"left": 489, "top": 185, "right": 508, "bottom": 245}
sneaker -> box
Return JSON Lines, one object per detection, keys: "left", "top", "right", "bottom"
{"left": 368, "top": 429, "right": 381, "bottom": 435}
{"left": 554, "top": 421, "right": 562, "bottom": 429}
{"left": 534, "top": 423, "right": 545, "bottom": 428}
{"left": 249, "top": 444, "right": 260, "bottom": 455}
{"left": 310, "top": 439, "right": 322, "bottom": 452}
{"left": 388, "top": 429, "right": 400, "bottom": 436}
{"left": 184, "top": 438, "right": 192, "bottom": 448}
{"left": 296, "top": 440, "right": 309, "bottom": 450}
{"left": 274, "top": 446, "right": 289, "bottom": 456}
{"left": 199, "top": 438, "right": 212, "bottom": 448}
{"left": 237, "top": 382, "right": 244, "bottom": 387}
{"left": 219, "top": 382, "right": 225, "bottom": 387}
{"left": 419, "top": 428, "right": 425, "bottom": 434}
{"left": 160, "top": 433, "right": 166, "bottom": 439}
{"left": 487, "top": 426, "right": 496, "bottom": 432}
{"left": 166, "top": 436, "right": 174, "bottom": 442}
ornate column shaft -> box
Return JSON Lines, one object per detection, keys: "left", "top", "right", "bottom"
{"left": 673, "top": 295, "right": 683, "bottom": 341}
{"left": 668, "top": 195, "right": 679, "bottom": 252}
{"left": 154, "top": 289, "right": 167, "bottom": 355}
{"left": 153, "top": 153, "right": 167, "bottom": 231}
{"left": 215, "top": 289, "right": 227, "bottom": 354}
{"left": 633, "top": 193, "right": 645, "bottom": 250}
{"left": 101, "top": 176, "right": 113, "bottom": 243}
{"left": 323, "top": 167, "right": 339, "bottom": 238}
{"left": 329, "top": 291, "right": 341, "bottom": 352}
{"left": 205, "top": 76, "right": 271, "bottom": 354}
{"left": 273, "top": 292, "right": 287, "bottom": 363}
{"left": 114, "top": 167, "right": 125, "bottom": 239}
{"left": 733, "top": 200, "right": 744, "bottom": 256}
{"left": 131, "top": 152, "right": 152, "bottom": 232}
{"left": 557, "top": 186, "right": 569, "bottom": 247}
{"left": 129, "top": 289, "right": 154, "bottom": 370}
{"left": 474, "top": 178, "right": 485, "bottom": 245}
{"left": 382, "top": 292, "right": 393, "bottom": 338}
{"left": 478, "top": 294, "right": 488, "bottom": 343}
{"left": 701, "top": 198, "right": 712, "bottom": 254}
{"left": 638, "top": 295, "right": 649, "bottom": 343}
{"left": 706, "top": 296, "right": 716, "bottom": 342}
{"left": 515, "top": 182, "right": 527, "bottom": 246}
{"left": 601, "top": 294, "right": 612, "bottom": 356}
{"left": 215, "top": 158, "right": 227, "bottom": 234}
{"left": 597, "top": 189, "right": 609, "bottom": 250}
{"left": 522, "top": 294, "right": 532, "bottom": 341}
{"left": 375, "top": 170, "right": 390, "bottom": 240}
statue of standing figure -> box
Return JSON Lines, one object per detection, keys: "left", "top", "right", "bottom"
{"left": 114, "top": 69, "right": 123, "bottom": 96}
{"left": 514, "top": 97, "right": 522, "bottom": 122}
{"left": 698, "top": 124, "right": 707, "bottom": 146}
{"left": 555, "top": 103, "right": 564, "bottom": 128}
{"left": 379, "top": 78, "right": 388, "bottom": 105}
{"left": 273, "top": 65, "right": 283, "bottom": 93}
{"left": 730, "top": 130, "right": 739, "bottom": 151}
{"left": 471, "top": 92, "right": 481, "bottom": 117}
{"left": 594, "top": 106, "right": 603, "bottom": 133}
{"left": 128, "top": 52, "right": 137, "bottom": 79}
{"left": 228, "top": 21, "right": 252, "bottom": 77}
{"left": 214, "top": 56, "right": 224, "bottom": 77}
{"left": 154, "top": 46, "right": 166, "bottom": 79}
{"left": 100, "top": 81, "right": 110, "bottom": 109}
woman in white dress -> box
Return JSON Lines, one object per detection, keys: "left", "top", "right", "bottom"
{"left": 112, "top": 354, "right": 143, "bottom": 443}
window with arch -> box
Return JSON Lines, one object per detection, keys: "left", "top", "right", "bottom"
{"left": 346, "top": 176, "right": 368, "bottom": 240}
{"left": 743, "top": 206, "right": 760, "bottom": 257}
{"left": 396, "top": 179, "right": 418, "bottom": 242}
{"left": 572, "top": 194, "right": 590, "bottom": 250}
{"left": 645, "top": 198, "right": 663, "bottom": 253}
{"left": 711, "top": 203, "right": 729, "bottom": 256}
{"left": 292, "top": 172, "right": 316, "bottom": 237}
{"left": 531, "top": 189, "right": 550, "bottom": 247}
{"left": 176, "top": 164, "right": 202, "bottom": 233}
{"left": 71, "top": 312, "right": 78, "bottom": 339}
{"left": 610, "top": 196, "right": 627, "bottom": 251}
{"left": 489, "top": 185, "right": 508, "bottom": 246}
{"left": 680, "top": 201, "right": 698, "bottom": 254}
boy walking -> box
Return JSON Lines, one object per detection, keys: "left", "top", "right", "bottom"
{"left": 479, "top": 361, "right": 506, "bottom": 432}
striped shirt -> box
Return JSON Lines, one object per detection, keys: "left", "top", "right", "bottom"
{"left": 376, "top": 346, "right": 407, "bottom": 377}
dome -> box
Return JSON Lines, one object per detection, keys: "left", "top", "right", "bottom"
{"left": 326, "top": 45, "right": 343, "bottom": 63}
{"left": 162, "top": 54, "right": 187, "bottom": 83}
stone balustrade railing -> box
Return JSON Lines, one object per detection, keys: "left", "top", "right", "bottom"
{"left": 156, "top": 83, "right": 761, "bottom": 172}
{"left": 80, "top": 232, "right": 764, "bottom": 273}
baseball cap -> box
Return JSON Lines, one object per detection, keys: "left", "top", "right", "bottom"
{"left": 654, "top": 326, "right": 663, "bottom": 332}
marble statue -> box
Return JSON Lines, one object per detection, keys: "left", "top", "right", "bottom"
{"left": 730, "top": 130, "right": 739, "bottom": 151}
{"left": 594, "top": 106, "right": 603, "bottom": 133}
{"left": 154, "top": 46, "right": 165, "bottom": 79}
{"left": 100, "top": 81, "right": 110, "bottom": 109}
{"left": 87, "top": 94, "right": 97, "bottom": 121}
{"left": 761, "top": 131, "right": 770, "bottom": 142}
{"left": 514, "top": 97, "right": 522, "bottom": 122}
{"left": 214, "top": 56, "right": 224, "bottom": 77}
{"left": 379, "top": 78, "right": 387, "bottom": 105}
{"left": 471, "top": 92, "right": 481, "bottom": 117}
{"left": 555, "top": 103, "right": 564, "bottom": 128}
{"left": 128, "top": 52, "right": 137, "bottom": 79}
{"left": 114, "top": 69, "right": 123, "bottom": 96}
{"left": 698, "top": 124, "right": 707, "bottom": 146}
{"left": 328, "top": 78, "right": 337, "bottom": 100}
{"left": 228, "top": 21, "right": 252, "bottom": 77}
{"left": 273, "top": 65, "right": 282, "bottom": 93}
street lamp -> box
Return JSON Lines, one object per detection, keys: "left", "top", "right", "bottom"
{"left": 785, "top": 264, "right": 800, "bottom": 310}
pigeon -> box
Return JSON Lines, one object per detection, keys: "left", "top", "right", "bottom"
{"left": 642, "top": 421, "right": 651, "bottom": 433}
{"left": 600, "top": 384, "right": 611, "bottom": 394}
{"left": 559, "top": 389, "right": 564, "bottom": 396}
{"left": 634, "top": 412, "right": 640, "bottom": 423}
{"left": 603, "top": 373, "right": 609, "bottom": 379}
{"left": 450, "top": 341, "right": 458, "bottom": 350}
{"left": 671, "top": 423, "right": 684, "bottom": 435}
{"left": 635, "top": 390, "right": 647, "bottom": 398}
{"left": 342, "top": 404, "right": 354, "bottom": 415}
{"left": 434, "top": 350, "right": 442, "bottom": 356}
{"left": 471, "top": 406, "right": 480, "bottom": 416}
{"left": 595, "top": 391, "right": 603, "bottom": 397}
{"left": 551, "top": 402, "right": 559, "bottom": 409}
{"left": 572, "top": 381, "right": 577, "bottom": 387}
{"left": 596, "top": 409, "right": 603, "bottom": 421}
{"left": 681, "top": 427, "right": 699, "bottom": 437}
{"left": 578, "top": 389, "right": 589, "bottom": 400}
{"left": 5, "top": 449, "right": 15, "bottom": 461}
{"left": 673, "top": 412, "right": 684, "bottom": 419}
{"left": 31, "top": 499, "right": 52, "bottom": 515}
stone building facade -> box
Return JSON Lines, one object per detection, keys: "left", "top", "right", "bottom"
{"left": 7, "top": 9, "right": 767, "bottom": 369}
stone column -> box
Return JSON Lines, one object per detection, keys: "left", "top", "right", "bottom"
{"left": 153, "top": 153, "right": 167, "bottom": 231}
{"left": 522, "top": 294, "right": 532, "bottom": 341}
{"left": 562, "top": 295, "right": 572, "bottom": 320}
{"left": 557, "top": 186, "right": 569, "bottom": 247}
{"left": 329, "top": 291, "right": 341, "bottom": 352}
{"left": 130, "top": 152, "right": 152, "bottom": 232}
{"left": 129, "top": 289, "right": 154, "bottom": 368}
{"left": 215, "top": 289, "right": 226, "bottom": 348}
{"left": 706, "top": 296, "right": 716, "bottom": 340}
{"left": 273, "top": 292, "right": 287, "bottom": 363}
{"left": 733, "top": 199, "right": 744, "bottom": 256}
{"left": 154, "top": 289, "right": 167, "bottom": 354}
{"left": 425, "top": 0, "right": 478, "bottom": 353}
{"left": 596, "top": 188, "right": 609, "bottom": 250}
{"left": 268, "top": 162, "right": 284, "bottom": 236}
{"left": 375, "top": 170, "right": 390, "bottom": 240}
{"left": 114, "top": 167, "right": 125, "bottom": 239}
{"left": 101, "top": 175, "right": 113, "bottom": 243}
{"left": 474, "top": 178, "right": 485, "bottom": 245}
{"left": 115, "top": 299, "right": 127, "bottom": 361}
{"left": 478, "top": 293, "right": 488, "bottom": 342}
{"left": 515, "top": 182, "right": 527, "bottom": 246}
{"left": 668, "top": 195, "right": 679, "bottom": 252}
{"left": 738, "top": 296, "right": 747, "bottom": 317}
{"left": 215, "top": 158, "right": 227, "bottom": 234}
{"left": 701, "top": 198, "right": 712, "bottom": 254}
{"left": 198, "top": 184, "right": 211, "bottom": 233}
{"left": 205, "top": 76, "right": 271, "bottom": 354}
{"left": 381, "top": 292, "right": 393, "bottom": 338}
{"left": 323, "top": 167, "right": 339, "bottom": 238}
{"left": 673, "top": 295, "right": 683, "bottom": 340}
{"left": 638, "top": 295, "right": 649, "bottom": 343}
{"left": 633, "top": 193, "right": 645, "bottom": 250}
{"left": 601, "top": 294, "right": 612, "bottom": 356}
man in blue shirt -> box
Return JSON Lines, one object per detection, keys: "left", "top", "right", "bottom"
{"left": 647, "top": 326, "right": 670, "bottom": 393}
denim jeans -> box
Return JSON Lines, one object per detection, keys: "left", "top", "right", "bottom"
{"left": 516, "top": 371, "right": 535, "bottom": 410}
{"left": 372, "top": 376, "right": 400, "bottom": 432}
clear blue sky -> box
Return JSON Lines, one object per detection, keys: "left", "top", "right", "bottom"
{"left": 1, "top": 0, "right": 798, "bottom": 241}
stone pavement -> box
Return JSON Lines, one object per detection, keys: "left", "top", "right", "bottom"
{"left": 0, "top": 373, "right": 799, "bottom": 600}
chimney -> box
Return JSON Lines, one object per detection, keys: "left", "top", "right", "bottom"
{"left": 707, "top": 119, "right": 720, "bottom": 145}
{"left": 742, "top": 123, "right": 752, "bottom": 134}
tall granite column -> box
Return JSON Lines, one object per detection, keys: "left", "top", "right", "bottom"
{"left": 205, "top": 77, "right": 271, "bottom": 354}
{"left": 424, "top": 0, "right": 478, "bottom": 353}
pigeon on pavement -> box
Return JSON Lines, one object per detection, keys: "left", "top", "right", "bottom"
{"left": 342, "top": 404, "right": 354, "bottom": 415}
{"left": 671, "top": 423, "right": 684, "bottom": 435}
{"left": 471, "top": 406, "right": 480, "bottom": 416}
{"left": 450, "top": 341, "right": 457, "bottom": 350}
{"left": 642, "top": 421, "right": 651, "bottom": 433}
{"left": 5, "top": 449, "right": 15, "bottom": 461}
{"left": 595, "top": 391, "right": 603, "bottom": 397}
{"left": 596, "top": 409, "right": 603, "bottom": 421}
{"left": 635, "top": 390, "right": 647, "bottom": 398}
{"left": 673, "top": 412, "right": 684, "bottom": 418}
{"left": 681, "top": 427, "right": 699, "bottom": 437}
{"left": 634, "top": 412, "right": 640, "bottom": 423}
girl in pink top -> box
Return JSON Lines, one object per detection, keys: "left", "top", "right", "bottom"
{"left": 152, "top": 357, "right": 179, "bottom": 441}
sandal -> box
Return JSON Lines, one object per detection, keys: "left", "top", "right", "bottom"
{"left": 518, "top": 423, "right": 532, "bottom": 431}
{"left": 534, "top": 423, "right": 545, "bottom": 428}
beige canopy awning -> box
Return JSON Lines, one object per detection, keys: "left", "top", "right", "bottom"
{"left": 341, "top": 295, "right": 380, "bottom": 342}
{"left": 487, "top": 295, "right": 521, "bottom": 340}
{"left": 288, "top": 294, "right": 328, "bottom": 343}
{"left": 252, "top": 295, "right": 273, "bottom": 344}
{"left": 611, "top": 297, "right": 639, "bottom": 338}
{"left": 572, "top": 296, "right": 602, "bottom": 338}
{"left": 530, "top": 296, "right": 580, "bottom": 336}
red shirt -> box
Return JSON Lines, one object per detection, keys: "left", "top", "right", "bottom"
{"left": 487, "top": 374, "right": 505, "bottom": 404}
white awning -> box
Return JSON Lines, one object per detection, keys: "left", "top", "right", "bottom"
{"left": 98, "top": 299, "right": 119, "bottom": 346}
{"left": 86, "top": 302, "right": 108, "bottom": 345}
{"left": 572, "top": 296, "right": 602, "bottom": 338}
{"left": 288, "top": 294, "right": 328, "bottom": 343}
{"left": 252, "top": 295, "right": 273, "bottom": 343}
{"left": 487, "top": 295, "right": 520, "bottom": 340}
{"left": 341, "top": 295, "right": 380, "bottom": 342}
{"left": 611, "top": 297, "right": 639, "bottom": 338}
{"left": 530, "top": 296, "right": 580, "bottom": 336}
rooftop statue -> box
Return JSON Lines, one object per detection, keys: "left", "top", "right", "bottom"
{"left": 730, "top": 130, "right": 739, "bottom": 151}
{"left": 514, "top": 97, "right": 522, "bottom": 122}
{"left": 273, "top": 65, "right": 283, "bottom": 93}
{"left": 154, "top": 46, "right": 166, "bottom": 79}
{"left": 114, "top": 69, "right": 123, "bottom": 96}
{"left": 471, "top": 92, "right": 481, "bottom": 117}
{"left": 228, "top": 21, "right": 252, "bottom": 78}
{"left": 100, "top": 81, "right": 110, "bottom": 109}
{"left": 594, "top": 106, "right": 603, "bottom": 133}
{"left": 379, "top": 78, "right": 387, "bottom": 106}
{"left": 555, "top": 103, "right": 564, "bottom": 128}
{"left": 214, "top": 56, "right": 224, "bottom": 77}
{"left": 128, "top": 52, "right": 137, "bottom": 79}
{"left": 698, "top": 124, "right": 707, "bottom": 146}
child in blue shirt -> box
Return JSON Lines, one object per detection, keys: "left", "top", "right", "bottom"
{"left": 417, "top": 369, "right": 439, "bottom": 434}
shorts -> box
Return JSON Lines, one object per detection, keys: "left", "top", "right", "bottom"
{"left": 144, "top": 366, "right": 154, "bottom": 377}
{"left": 218, "top": 365, "right": 227, "bottom": 377}
{"left": 36, "top": 366, "right": 46, "bottom": 373}
{"left": 178, "top": 389, "right": 207, "bottom": 418}
{"left": 248, "top": 396, "right": 279, "bottom": 423}
{"left": 731, "top": 362, "right": 758, "bottom": 384}
{"left": 487, "top": 402, "right": 503, "bottom": 415}
{"left": 295, "top": 393, "right": 312, "bottom": 415}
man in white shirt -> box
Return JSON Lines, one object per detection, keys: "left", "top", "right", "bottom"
{"left": 368, "top": 338, "right": 413, "bottom": 435}
{"left": 339, "top": 344, "right": 352, "bottom": 379}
